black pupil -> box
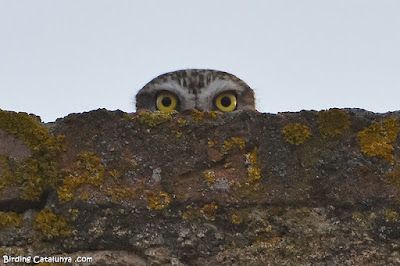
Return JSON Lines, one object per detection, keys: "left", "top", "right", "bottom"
{"left": 162, "top": 97, "right": 172, "bottom": 107}
{"left": 221, "top": 96, "right": 231, "bottom": 107}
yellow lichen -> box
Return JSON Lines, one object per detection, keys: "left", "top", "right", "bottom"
{"left": 177, "top": 118, "right": 187, "bottom": 127}
{"left": 109, "top": 187, "right": 137, "bottom": 202}
{"left": 136, "top": 111, "right": 175, "bottom": 127}
{"left": 282, "top": 123, "right": 312, "bottom": 145}
{"left": 221, "top": 137, "right": 246, "bottom": 154}
{"left": 108, "top": 169, "right": 120, "bottom": 178}
{"left": 147, "top": 191, "right": 171, "bottom": 210}
{"left": 191, "top": 110, "right": 219, "bottom": 122}
{"left": 352, "top": 211, "right": 364, "bottom": 223}
{"left": 231, "top": 213, "right": 243, "bottom": 225}
{"left": 191, "top": 110, "right": 205, "bottom": 121}
{"left": 0, "top": 211, "right": 23, "bottom": 229}
{"left": 358, "top": 118, "right": 399, "bottom": 163}
{"left": 175, "top": 131, "right": 183, "bottom": 138}
{"left": 246, "top": 147, "right": 261, "bottom": 183}
{"left": 182, "top": 205, "right": 202, "bottom": 220}
{"left": 0, "top": 110, "right": 65, "bottom": 201}
{"left": 208, "top": 140, "right": 217, "bottom": 147}
{"left": 57, "top": 152, "right": 106, "bottom": 202}
{"left": 201, "top": 203, "right": 218, "bottom": 221}
{"left": 317, "top": 108, "right": 351, "bottom": 138}
{"left": 33, "top": 209, "right": 71, "bottom": 240}
{"left": 203, "top": 170, "right": 216, "bottom": 184}
{"left": 385, "top": 209, "right": 399, "bottom": 222}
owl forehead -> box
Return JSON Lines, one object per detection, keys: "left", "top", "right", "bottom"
{"left": 147, "top": 69, "right": 243, "bottom": 95}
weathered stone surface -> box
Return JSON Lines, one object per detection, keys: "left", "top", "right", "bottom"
{"left": 1, "top": 108, "right": 400, "bottom": 265}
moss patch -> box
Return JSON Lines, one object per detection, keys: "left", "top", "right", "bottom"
{"left": 33, "top": 209, "right": 71, "bottom": 240}
{"left": 0, "top": 211, "right": 23, "bottom": 229}
{"left": 0, "top": 110, "right": 65, "bottom": 201}
{"left": 282, "top": 123, "right": 312, "bottom": 145}
{"left": 317, "top": 108, "right": 351, "bottom": 138}
{"left": 357, "top": 118, "right": 399, "bottom": 163}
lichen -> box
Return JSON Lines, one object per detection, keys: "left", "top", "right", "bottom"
{"left": 246, "top": 147, "right": 261, "bottom": 183}
{"left": 147, "top": 191, "right": 171, "bottom": 210}
{"left": 177, "top": 118, "right": 187, "bottom": 127}
{"left": 221, "top": 137, "right": 246, "bottom": 154}
{"left": 182, "top": 205, "right": 202, "bottom": 220}
{"left": 0, "top": 109, "right": 65, "bottom": 201}
{"left": 231, "top": 213, "right": 244, "bottom": 225}
{"left": 317, "top": 108, "right": 351, "bottom": 138}
{"left": 208, "top": 140, "right": 217, "bottom": 147}
{"left": 108, "top": 169, "right": 120, "bottom": 178}
{"left": 201, "top": 203, "right": 218, "bottom": 221}
{"left": 136, "top": 111, "right": 175, "bottom": 127}
{"left": 386, "top": 165, "right": 400, "bottom": 188}
{"left": 352, "top": 211, "right": 364, "bottom": 223}
{"left": 33, "top": 209, "right": 71, "bottom": 240}
{"left": 109, "top": 187, "right": 138, "bottom": 202}
{"left": 57, "top": 152, "right": 105, "bottom": 201}
{"left": 0, "top": 211, "right": 23, "bottom": 229}
{"left": 203, "top": 170, "right": 216, "bottom": 184}
{"left": 385, "top": 209, "right": 399, "bottom": 222}
{"left": 190, "top": 110, "right": 219, "bottom": 122}
{"left": 282, "top": 123, "right": 312, "bottom": 145}
{"left": 190, "top": 110, "right": 205, "bottom": 122}
{"left": 358, "top": 118, "right": 399, "bottom": 163}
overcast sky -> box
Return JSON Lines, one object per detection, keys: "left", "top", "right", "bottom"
{"left": 1, "top": 1, "right": 399, "bottom": 122}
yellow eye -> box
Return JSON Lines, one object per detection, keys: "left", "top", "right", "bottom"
{"left": 156, "top": 92, "right": 178, "bottom": 112}
{"left": 215, "top": 93, "right": 237, "bottom": 112}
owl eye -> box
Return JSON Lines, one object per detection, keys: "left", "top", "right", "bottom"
{"left": 215, "top": 93, "right": 237, "bottom": 112}
{"left": 156, "top": 92, "right": 178, "bottom": 112}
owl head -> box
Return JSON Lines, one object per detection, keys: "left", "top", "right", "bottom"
{"left": 135, "top": 69, "right": 255, "bottom": 112}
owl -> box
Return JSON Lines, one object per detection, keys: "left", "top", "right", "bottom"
{"left": 135, "top": 69, "right": 255, "bottom": 112}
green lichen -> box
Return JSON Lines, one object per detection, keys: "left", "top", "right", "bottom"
{"left": 317, "top": 108, "right": 351, "bottom": 138}
{"left": 136, "top": 111, "right": 176, "bottom": 127}
{"left": 0, "top": 211, "right": 23, "bottom": 229}
{"left": 147, "top": 191, "right": 171, "bottom": 210}
{"left": 282, "top": 123, "right": 312, "bottom": 145}
{"left": 33, "top": 209, "right": 71, "bottom": 240}
{"left": 57, "top": 151, "right": 105, "bottom": 201}
{"left": 0, "top": 110, "right": 65, "bottom": 201}
{"left": 221, "top": 137, "right": 246, "bottom": 154}
{"left": 246, "top": 147, "right": 261, "bottom": 183}
{"left": 358, "top": 118, "right": 399, "bottom": 163}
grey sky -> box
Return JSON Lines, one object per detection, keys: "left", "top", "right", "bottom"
{"left": 1, "top": 0, "right": 399, "bottom": 122}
